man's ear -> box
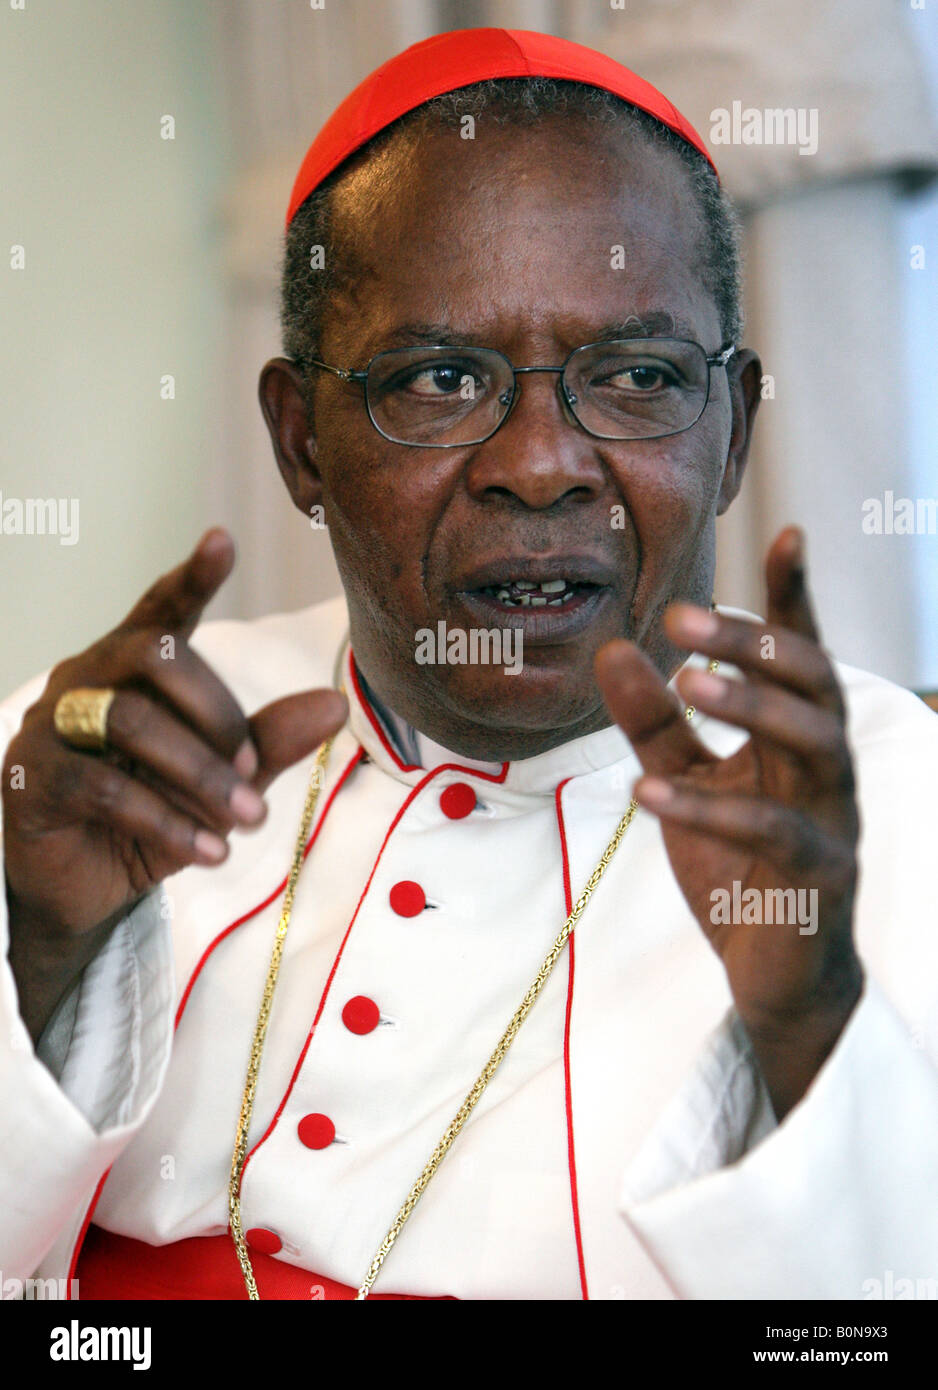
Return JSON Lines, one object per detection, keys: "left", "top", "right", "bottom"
{"left": 717, "top": 347, "right": 762, "bottom": 514}
{"left": 258, "top": 357, "right": 323, "bottom": 517}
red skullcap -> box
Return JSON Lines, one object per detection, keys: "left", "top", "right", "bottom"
{"left": 286, "top": 26, "right": 716, "bottom": 228}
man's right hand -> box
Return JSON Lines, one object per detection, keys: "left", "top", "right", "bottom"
{"left": 2, "top": 528, "right": 348, "bottom": 1043}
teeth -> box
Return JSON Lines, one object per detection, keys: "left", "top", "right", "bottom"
{"left": 504, "top": 577, "right": 569, "bottom": 592}
{"left": 505, "top": 591, "right": 566, "bottom": 607}
{"left": 485, "top": 579, "right": 579, "bottom": 607}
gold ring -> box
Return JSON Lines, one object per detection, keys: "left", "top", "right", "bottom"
{"left": 53, "top": 687, "right": 117, "bottom": 752}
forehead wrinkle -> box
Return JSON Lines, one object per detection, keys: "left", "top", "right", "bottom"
{"left": 323, "top": 135, "right": 717, "bottom": 359}
{"left": 332, "top": 121, "right": 704, "bottom": 262}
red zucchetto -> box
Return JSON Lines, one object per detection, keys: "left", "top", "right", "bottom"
{"left": 286, "top": 26, "right": 717, "bottom": 227}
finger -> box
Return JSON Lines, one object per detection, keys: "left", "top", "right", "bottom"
{"left": 102, "top": 689, "right": 268, "bottom": 832}
{"left": 633, "top": 776, "right": 855, "bottom": 882}
{"left": 674, "top": 667, "right": 853, "bottom": 789}
{"left": 765, "top": 525, "right": 821, "bottom": 644}
{"left": 122, "top": 528, "right": 236, "bottom": 641}
{"left": 594, "top": 639, "right": 716, "bottom": 778}
{"left": 119, "top": 631, "right": 256, "bottom": 773}
{"left": 73, "top": 755, "right": 231, "bottom": 868}
{"left": 249, "top": 690, "right": 348, "bottom": 794}
{"left": 663, "top": 606, "right": 844, "bottom": 714}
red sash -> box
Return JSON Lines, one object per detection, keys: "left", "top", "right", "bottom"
{"left": 75, "top": 1224, "right": 455, "bottom": 1300}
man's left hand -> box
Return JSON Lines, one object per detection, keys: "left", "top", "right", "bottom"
{"left": 595, "top": 526, "right": 863, "bottom": 1119}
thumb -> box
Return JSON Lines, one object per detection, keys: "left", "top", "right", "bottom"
{"left": 248, "top": 689, "right": 348, "bottom": 794}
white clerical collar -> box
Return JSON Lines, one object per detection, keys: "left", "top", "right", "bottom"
{"left": 341, "top": 606, "right": 754, "bottom": 797}
{"left": 356, "top": 669, "right": 504, "bottom": 775}
{"left": 343, "top": 646, "right": 634, "bottom": 796}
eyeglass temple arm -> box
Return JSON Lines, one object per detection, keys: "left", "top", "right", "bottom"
{"left": 305, "top": 358, "right": 368, "bottom": 384}
{"left": 708, "top": 344, "right": 736, "bottom": 367}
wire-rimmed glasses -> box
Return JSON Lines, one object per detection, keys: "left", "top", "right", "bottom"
{"left": 301, "top": 337, "right": 736, "bottom": 447}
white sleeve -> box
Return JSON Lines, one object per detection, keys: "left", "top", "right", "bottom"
{"left": 0, "top": 683, "right": 176, "bottom": 1281}
{"left": 619, "top": 979, "right": 938, "bottom": 1298}
{"left": 0, "top": 877, "right": 176, "bottom": 1281}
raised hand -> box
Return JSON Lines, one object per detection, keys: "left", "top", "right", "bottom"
{"left": 595, "top": 527, "right": 863, "bottom": 1117}
{"left": 3, "top": 528, "right": 347, "bottom": 1041}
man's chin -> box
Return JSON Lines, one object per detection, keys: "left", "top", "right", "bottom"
{"left": 414, "top": 656, "right": 614, "bottom": 758}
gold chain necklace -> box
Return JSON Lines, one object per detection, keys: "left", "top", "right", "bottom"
{"left": 227, "top": 662, "right": 717, "bottom": 1300}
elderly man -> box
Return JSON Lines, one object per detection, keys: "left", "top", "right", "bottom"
{"left": 2, "top": 28, "right": 936, "bottom": 1302}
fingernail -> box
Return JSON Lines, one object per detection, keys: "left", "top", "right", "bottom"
{"left": 194, "top": 830, "right": 228, "bottom": 863}
{"left": 199, "top": 527, "right": 230, "bottom": 554}
{"left": 233, "top": 739, "right": 258, "bottom": 779}
{"left": 673, "top": 607, "right": 718, "bottom": 642}
{"left": 230, "top": 783, "right": 266, "bottom": 824}
{"left": 635, "top": 777, "right": 674, "bottom": 807}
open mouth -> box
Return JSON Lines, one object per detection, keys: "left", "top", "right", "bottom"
{"left": 477, "top": 578, "right": 602, "bottom": 609}
{"left": 450, "top": 554, "right": 618, "bottom": 644}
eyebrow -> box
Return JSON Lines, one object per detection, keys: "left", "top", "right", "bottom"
{"left": 595, "top": 313, "right": 697, "bottom": 340}
{"left": 374, "top": 311, "right": 700, "bottom": 351}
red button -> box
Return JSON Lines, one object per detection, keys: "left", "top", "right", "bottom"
{"left": 342, "top": 995, "right": 381, "bottom": 1035}
{"left": 245, "top": 1227, "right": 282, "bottom": 1255}
{"left": 389, "top": 880, "right": 426, "bottom": 917}
{"left": 440, "top": 783, "right": 477, "bottom": 819}
{"left": 297, "top": 1113, "right": 336, "bottom": 1149}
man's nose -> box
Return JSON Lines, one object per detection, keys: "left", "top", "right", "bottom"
{"left": 463, "top": 371, "right": 607, "bottom": 510}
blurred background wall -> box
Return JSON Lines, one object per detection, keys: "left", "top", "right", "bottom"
{"left": 2, "top": 0, "right": 936, "bottom": 694}
{"left": 1, "top": 1, "right": 231, "bottom": 690}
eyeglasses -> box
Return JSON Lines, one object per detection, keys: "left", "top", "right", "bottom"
{"left": 300, "top": 338, "right": 736, "bottom": 447}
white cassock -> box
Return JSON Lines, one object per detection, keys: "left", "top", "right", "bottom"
{"left": 1, "top": 597, "right": 937, "bottom": 1300}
